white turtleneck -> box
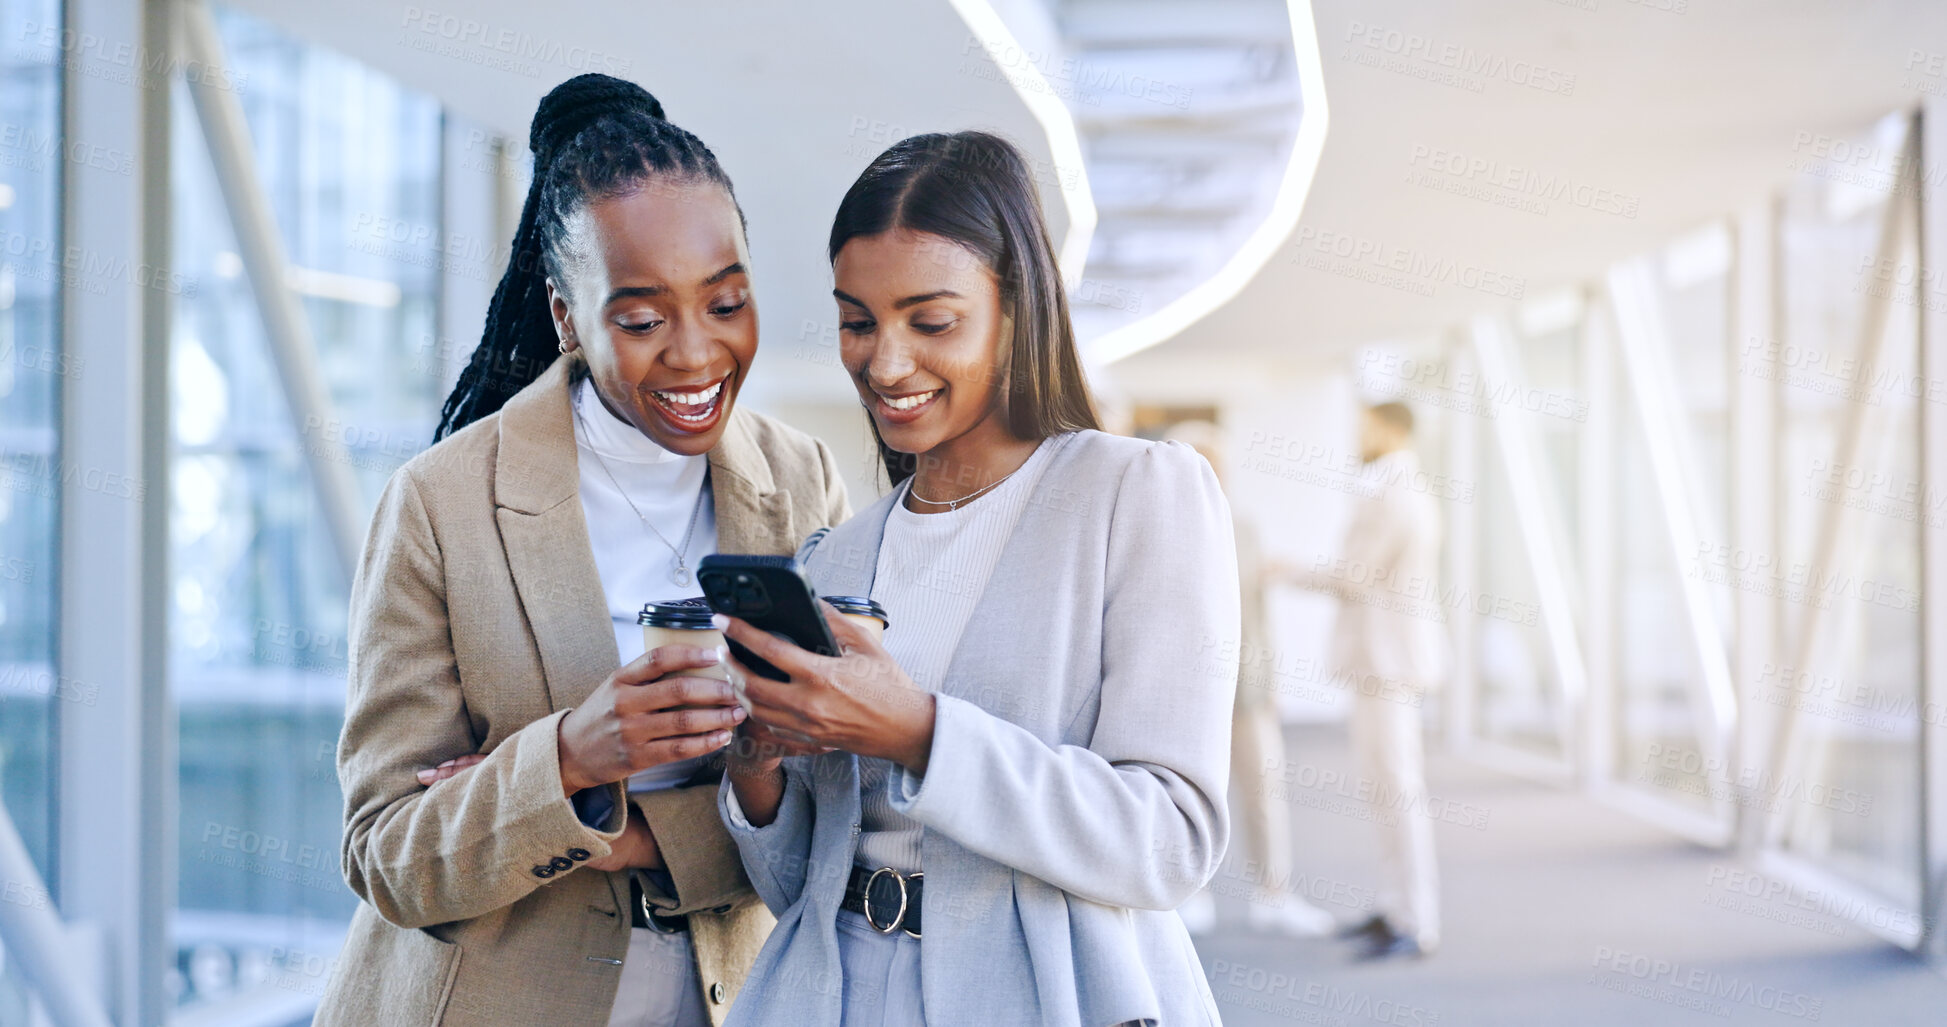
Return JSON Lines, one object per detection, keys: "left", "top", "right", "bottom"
{"left": 571, "top": 376, "right": 720, "bottom": 795}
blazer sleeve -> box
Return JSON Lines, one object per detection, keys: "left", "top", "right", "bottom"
{"left": 883, "top": 441, "right": 1240, "bottom": 910}
{"left": 338, "top": 467, "right": 628, "bottom": 930}
{"left": 630, "top": 774, "right": 752, "bottom": 915}
{"left": 718, "top": 758, "right": 821, "bottom": 915}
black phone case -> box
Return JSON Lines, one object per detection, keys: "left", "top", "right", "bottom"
{"left": 695, "top": 555, "right": 841, "bottom": 681}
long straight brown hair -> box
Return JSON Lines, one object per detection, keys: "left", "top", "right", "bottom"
{"left": 827, "top": 131, "right": 1101, "bottom": 486}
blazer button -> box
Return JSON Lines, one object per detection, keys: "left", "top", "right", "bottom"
{"left": 567, "top": 847, "right": 592, "bottom": 862}
{"left": 532, "top": 865, "right": 555, "bottom": 879}
{"left": 709, "top": 982, "right": 726, "bottom": 1004}
{"left": 549, "top": 856, "right": 574, "bottom": 872}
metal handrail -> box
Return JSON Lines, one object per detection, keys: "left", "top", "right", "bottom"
{"left": 0, "top": 799, "right": 113, "bottom": 1027}
{"left": 176, "top": 0, "right": 366, "bottom": 585}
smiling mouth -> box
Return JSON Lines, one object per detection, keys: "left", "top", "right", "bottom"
{"left": 871, "top": 387, "right": 942, "bottom": 425}
{"left": 648, "top": 376, "right": 729, "bottom": 427}
{"left": 879, "top": 389, "right": 940, "bottom": 412}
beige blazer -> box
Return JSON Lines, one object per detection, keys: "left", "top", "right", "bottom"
{"left": 314, "top": 354, "right": 851, "bottom": 1026}
{"left": 1327, "top": 449, "right": 1447, "bottom": 689}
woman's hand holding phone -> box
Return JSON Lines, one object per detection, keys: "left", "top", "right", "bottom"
{"left": 718, "top": 604, "right": 937, "bottom": 775}
{"left": 556, "top": 645, "right": 748, "bottom": 794}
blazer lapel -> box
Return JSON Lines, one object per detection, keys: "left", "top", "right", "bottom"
{"left": 494, "top": 355, "right": 620, "bottom": 712}
{"left": 708, "top": 407, "right": 797, "bottom": 557}
{"left": 807, "top": 489, "right": 896, "bottom": 598}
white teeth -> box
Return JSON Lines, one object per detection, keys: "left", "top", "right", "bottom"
{"left": 883, "top": 390, "right": 939, "bottom": 411}
{"left": 652, "top": 379, "right": 724, "bottom": 408}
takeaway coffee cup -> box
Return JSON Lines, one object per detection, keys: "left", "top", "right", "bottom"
{"left": 823, "top": 595, "right": 888, "bottom": 643}
{"left": 639, "top": 597, "right": 730, "bottom": 683}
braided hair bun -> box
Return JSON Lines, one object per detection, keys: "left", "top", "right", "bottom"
{"left": 529, "top": 73, "right": 664, "bottom": 165}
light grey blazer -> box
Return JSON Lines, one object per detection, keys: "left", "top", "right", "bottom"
{"left": 717, "top": 430, "right": 1241, "bottom": 1026}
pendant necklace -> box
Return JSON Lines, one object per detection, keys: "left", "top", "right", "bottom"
{"left": 573, "top": 399, "right": 707, "bottom": 586}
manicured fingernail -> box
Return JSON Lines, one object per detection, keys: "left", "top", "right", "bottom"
{"left": 711, "top": 614, "right": 730, "bottom": 630}
{"left": 697, "top": 646, "right": 721, "bottom": 664}
{"left": 437, "top": 759, "right": 455, "bottom": 768}
{"left": 416, "top": 770, "right": 436, "bottom": 782}
{"left": 713, "top": 731, "right": 733, "bottom": 745}
{"left": 732, "top": 706, "right": 748, "bottom": 722}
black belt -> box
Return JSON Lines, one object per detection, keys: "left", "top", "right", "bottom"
{"left": 841, "top": 865, "right": 922, "bottom": 938}
{"left": 629, "top": 874, "right": 689, "bottom": 934}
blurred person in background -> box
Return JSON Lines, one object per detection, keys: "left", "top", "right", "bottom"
{"left": 1167, "top": 420, "right": 1336, "bottom": 939}
{"left": 1270, "top": 401, "right": 1446, "bottom": 960}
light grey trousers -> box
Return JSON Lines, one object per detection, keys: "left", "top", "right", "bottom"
{"left": 1349, "top": 685, "right": 1440, "bottom": 948}
{"left": 605, "top": 926, "right": 708, "bottom": 1027}
{"left": 835, "top": 908, "right": 925, "bottom": 1026}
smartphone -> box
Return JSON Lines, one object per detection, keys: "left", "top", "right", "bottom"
{"left": 696, "top": 555, "right": 842, "bottom": 681}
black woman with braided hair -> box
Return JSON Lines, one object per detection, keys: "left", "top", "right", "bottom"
{"left": 315, "top": 73, "right": 850, "bottom": 1027}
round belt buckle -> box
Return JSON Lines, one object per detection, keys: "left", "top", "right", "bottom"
{"left": 903, "top": 872, "right": 923, "bottom": 939}
{"left": 862, "top": 867, "right": 907, "bottom": 934}
{"left": 642, "top": 890, "right": 686, "bottom": 935}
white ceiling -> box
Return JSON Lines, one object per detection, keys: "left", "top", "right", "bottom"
{"left": 1049, "top": 0, "right": 1304, "bottom": 342}
{"left": 227, "top": 0, "right": 1947, "bottom": 403}
{"left": 224, "top": 0, "right": 1070, "bottom": 408}
{"left": 1123, "top": 0, "right": 1947, "bottom": 384}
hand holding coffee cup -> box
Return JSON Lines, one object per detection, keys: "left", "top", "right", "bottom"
{"left": 822, "top": 595, "right": 888, "bottom": 648}
{"left": 640, "top": 598, "right": 731, "bottom": 679}
{"left": 555, "top": 644, "right": 747, "bottom": 795}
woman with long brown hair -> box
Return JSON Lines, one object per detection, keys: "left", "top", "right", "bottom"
{"left": 715, "top": 131, "right": 1240, "bottom": 1025}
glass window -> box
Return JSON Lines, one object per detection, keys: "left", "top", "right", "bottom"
{"left": 1472, "top": 406, "right": 1566, "bottom": 760}
{"left": 1657, "top": 223, "right": 1735, "bottom": 653}
{"left": 1612, "top": 376, "right": 1721, "bottom": 817}
{"left": 1467, "top": 317, "right": 1581, "bottom": 762}
{"left": 1511, "top": 292, "right": 1587, "bottom": 626}
{"left": 1604, "top": 223, "right": 1736, "bottom": 823}
{"left": 1766, "top": 113, "right": 1922, "bottom": 913}
{"left": 0, "top": 0, "right": 63, "bottom": 1018}
{"left": 169, "top": 6, "right": 445, "bottom": 1013}
{"left": 0, "top": 0, "right": 63, "bottom": 898}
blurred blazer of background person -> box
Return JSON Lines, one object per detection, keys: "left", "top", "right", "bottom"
{"left": 1273, "top": 402, "right": 1447, "bottom": 959}
{"left": 1168, "top": 420, "right": 1336, "bottom": 939}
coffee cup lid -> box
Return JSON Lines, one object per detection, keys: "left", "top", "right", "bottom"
{"left": 824, "top": 595, "right": 888, "bottom": 626}
{"left": 640, "top": 597, "right": 716, "bottom": 628}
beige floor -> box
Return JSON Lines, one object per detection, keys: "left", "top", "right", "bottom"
{"left": 1193, "top": 724, "right": 1947, "bottom": 1027}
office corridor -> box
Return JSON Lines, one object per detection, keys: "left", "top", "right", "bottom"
{"left": 13, "top": 1, "right": 1947, "bottom": 1022}
{"left": 1196, "top": 725, "right": 1947, "bottom": 1026}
